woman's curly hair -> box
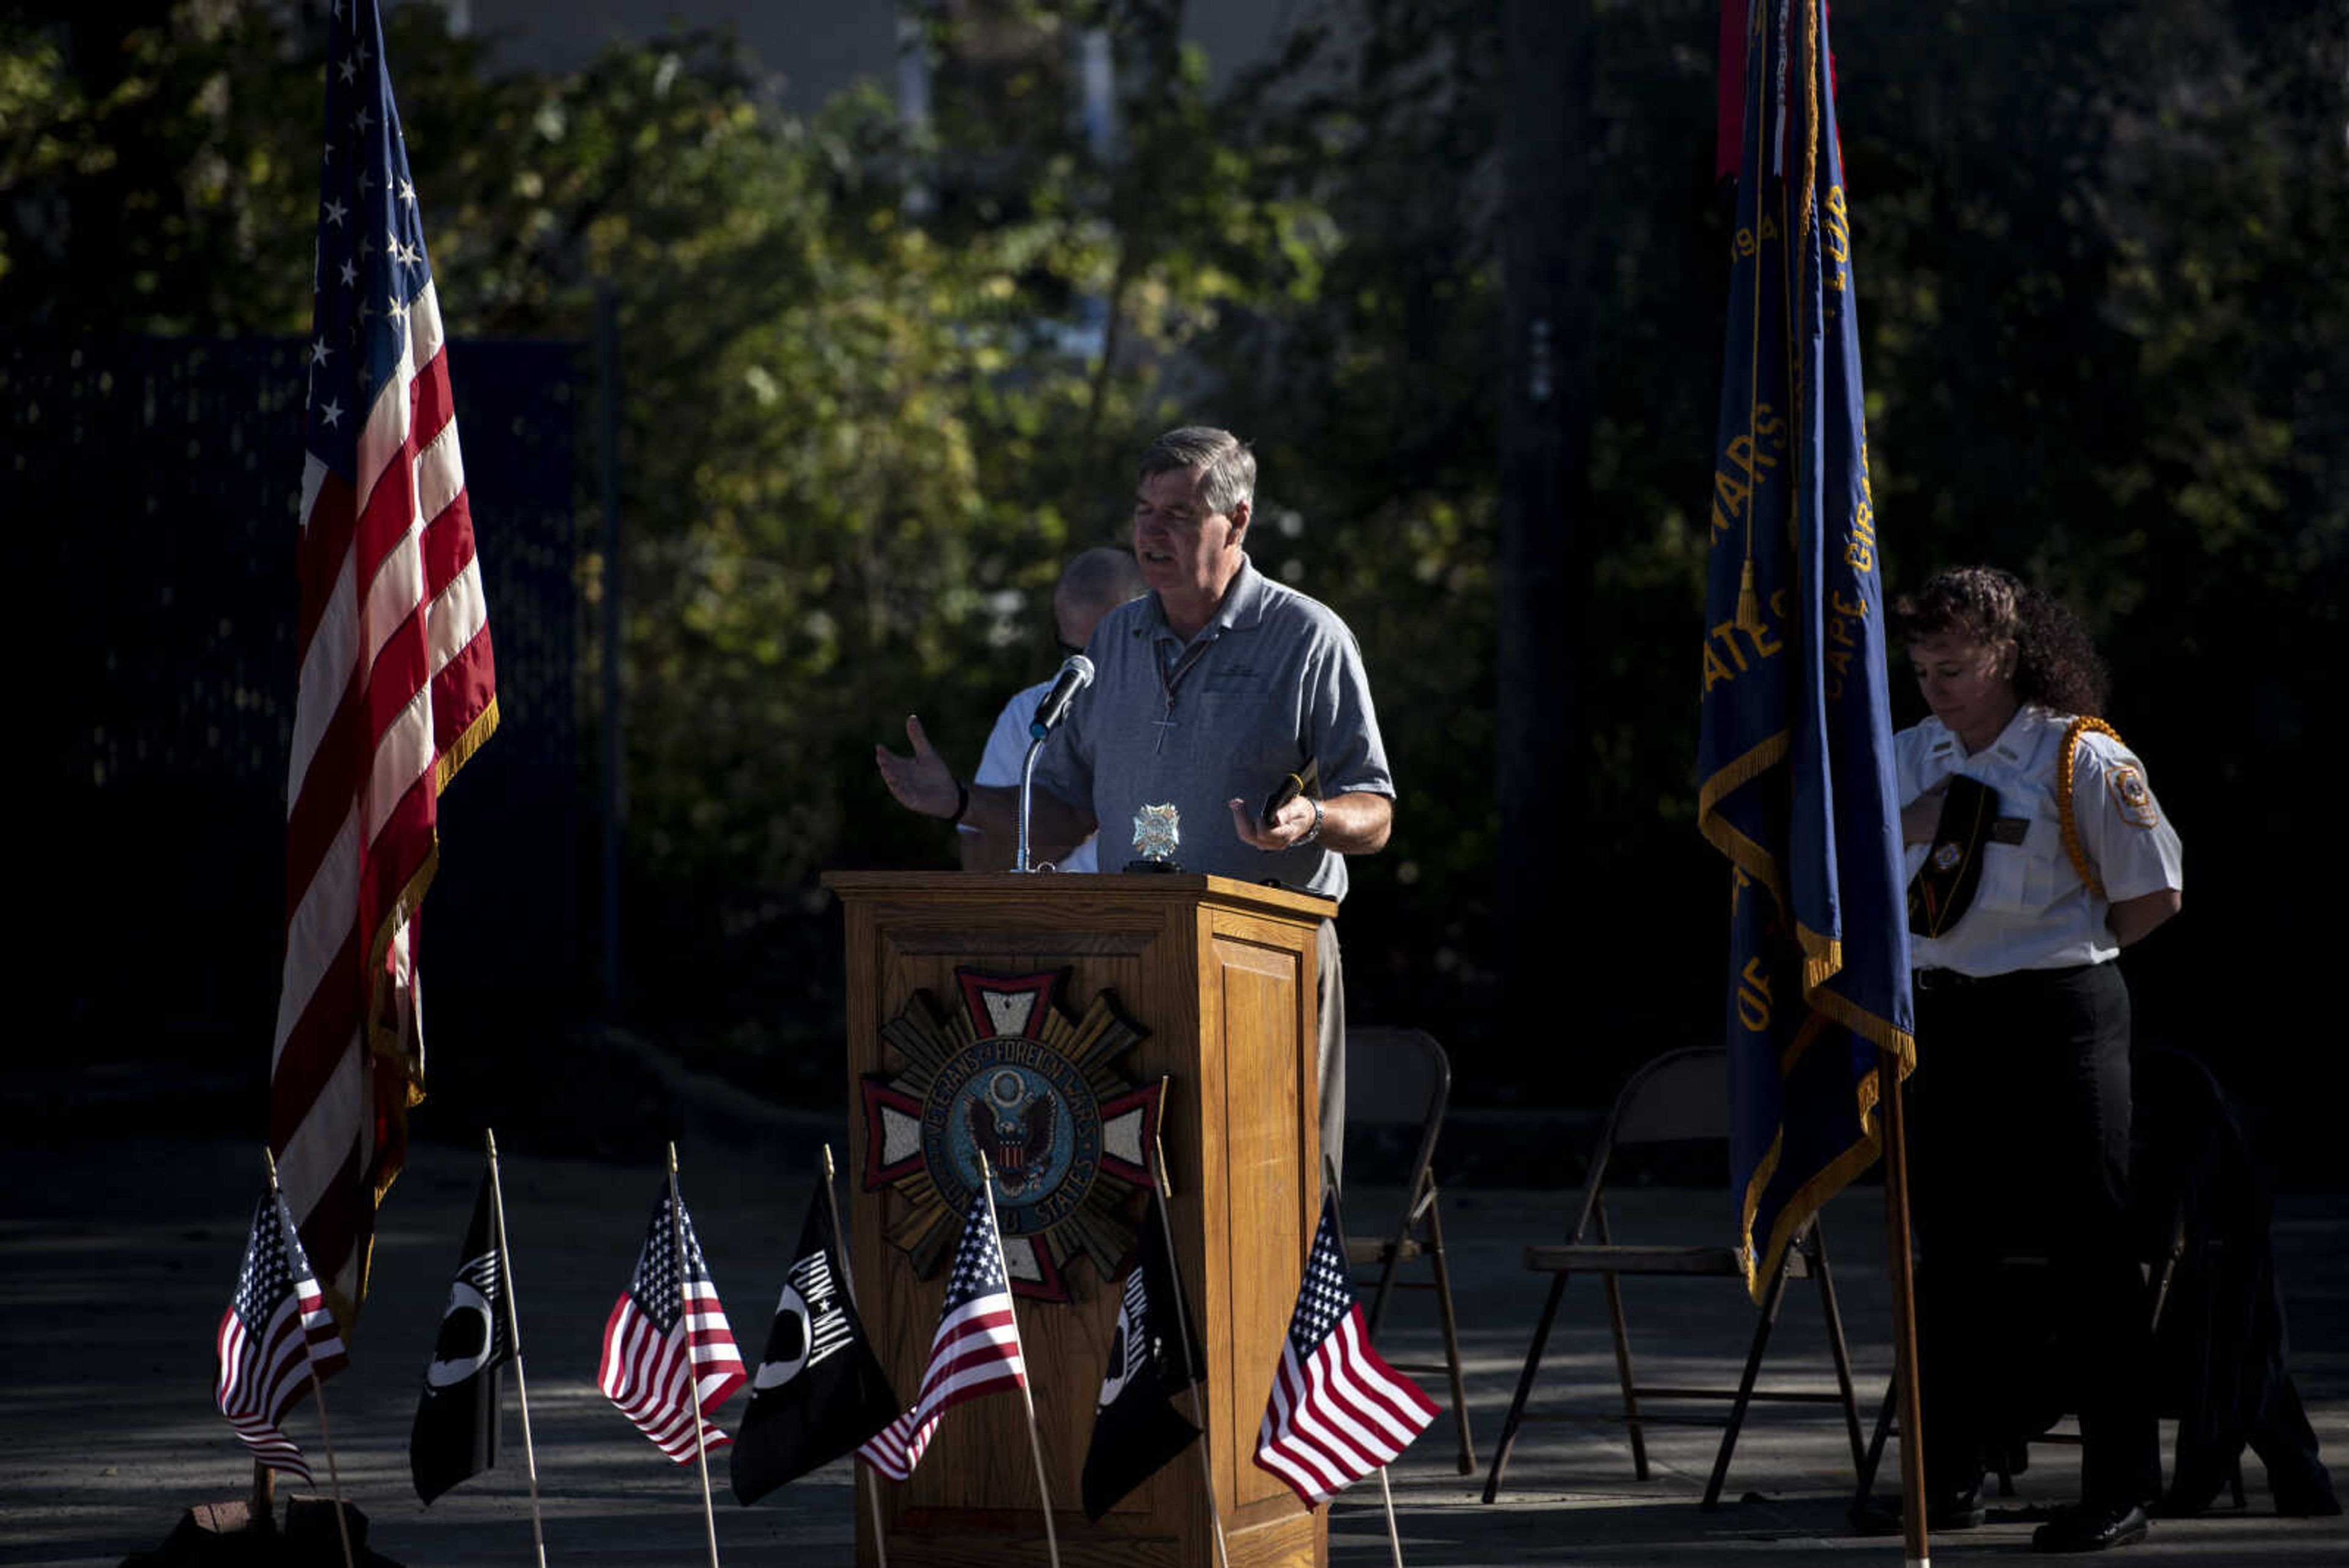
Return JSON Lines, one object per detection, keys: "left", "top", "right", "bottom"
{"left": 1890, "top": 565, "right": 2109, "bottom": 718}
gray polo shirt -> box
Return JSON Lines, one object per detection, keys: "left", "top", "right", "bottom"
{"left": 1032, "top": 556, "right": 1392, "bottom": 900}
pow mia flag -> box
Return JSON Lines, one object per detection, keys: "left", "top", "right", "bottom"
{"left": 410, "top": 1169, "right": 513, "bottom": 1503}
{"left": 729, "top": 1174, "right": 899, "bottom": 1504}
{"left": 1080, "top": 1199, "right": 1205, "bottom": 1520}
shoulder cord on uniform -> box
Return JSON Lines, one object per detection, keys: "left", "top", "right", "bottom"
{"left": 2057, "top": 716, "right": 2122, "bottom": 898}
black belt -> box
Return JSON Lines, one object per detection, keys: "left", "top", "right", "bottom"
{"left": 1914, "top": 962, "right": 2098, "bottom": 992}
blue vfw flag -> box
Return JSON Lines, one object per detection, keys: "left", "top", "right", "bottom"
{"left": 1698, "top": 0, "right": 1914, "bottom": 1301}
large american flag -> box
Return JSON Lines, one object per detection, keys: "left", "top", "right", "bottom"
{"left": 215, "top": 1191, "right": 351, "bottom": 1482}
{"left": 272, "top": 0, "right": 497, "bottom": 1322}
{"left": 1252, "top": 1191, "right": 1439, "bottom": 1507}
{"left": 858, "top": 1188, "right": 1028, "bottom": 1481}
{"left": 598, "top": 1187, "right": 749, "bottom": 1463}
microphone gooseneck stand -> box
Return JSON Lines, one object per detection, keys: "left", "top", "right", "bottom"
{"left": 1015, "top": 735, "right": 1046, "bottom": 874}
{"left": 1014, "top": 653, "right": 1093, "bottom": 873}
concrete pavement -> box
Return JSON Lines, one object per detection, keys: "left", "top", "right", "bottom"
{"left": 4, "top": 1112, "right": 2344, "bottom": 1567}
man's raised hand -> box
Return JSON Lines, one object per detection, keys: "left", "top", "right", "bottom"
{"left": 876, "top": 715, "right": 959, "bottom": 820}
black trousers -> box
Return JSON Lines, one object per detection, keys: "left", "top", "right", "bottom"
{"left": 1910, "top": 961, "right": 2162, "bottom": 1510}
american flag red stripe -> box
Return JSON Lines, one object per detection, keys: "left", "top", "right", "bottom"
{"left": 215, "top": 1193, "right": 350, "bottom": 1482}
{"left": 272, "top": 0, "right": 494, "bottom": 1320}
{"left": 599, "top": 1189, "right": 749, "bottom": 1464}
{"left": 1252, "top": 1192, "right": 1438, "bottom": 1507}
{"left": 858, "top": 1189, "right": 1027, "bottom": 1482}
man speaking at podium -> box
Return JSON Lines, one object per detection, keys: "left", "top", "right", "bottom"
{"left": 875, "top": 425, "right": 1393, "bottom": 1178}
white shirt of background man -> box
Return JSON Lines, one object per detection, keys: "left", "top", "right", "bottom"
{"left": 963, "top": 677, "right": 1100, "bottom": 872}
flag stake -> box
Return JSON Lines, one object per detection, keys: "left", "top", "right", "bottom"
{"left": 1877, "top": 1053, "right": 1930, "bottom": 1567}
{"left": 306, "top": 1361, "right": 358, "bottom": 1568}
{"left": 977, "top": 1151, "right": 1061, "bottom": 1568}
{"left": 862, "top": 1466, "right": 891, "bottom": 1568}
{"left": 821, "top": 1143, "right": 863, "bottom": 1317}
{"left": 247, "top": 1246, "right": 280, "bottom": 1552}
{"left": 485, "top": 1129, "right": 551, "bottom": 1568}
{"left": 669, "top": 1145, "right": 724, "bottom": 1568}
{"left": 823, "top": 1144, "right": 892, "bottom": 1568}
{"left": 1149, "top": 1111, "right": 1230, "bottom": 1568}
{"left": 1325, "top": 1173, "right": 1408, "bottom": 1568}
{"left": 267, "top": 1151, "right": 355, "bottom": 1568}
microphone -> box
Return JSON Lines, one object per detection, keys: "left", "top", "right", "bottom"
{"left": 1028, "top": 654, "right": 1095, "bottom": 740}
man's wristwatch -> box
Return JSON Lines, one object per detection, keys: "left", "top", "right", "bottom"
{"left": 1297, "top": 796, "right": 1324, "bottom": 847}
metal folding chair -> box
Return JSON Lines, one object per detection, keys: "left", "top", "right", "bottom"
{"left": 1342, "top": 1026, "right": 1476, "bottom": 1474}
{"left": 1481, "top": 1046, "right": 1866, "bottom": 1507}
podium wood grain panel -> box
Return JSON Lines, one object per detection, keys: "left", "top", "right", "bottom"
{"left": 826, "top": 873, "right": 1332, "bottom": 1568}
{"left": 1206, "top": 928, "right": 1312, "bottom": 1518}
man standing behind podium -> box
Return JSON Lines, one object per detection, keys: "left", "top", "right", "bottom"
{"left": 875, "top": 426, "right": 1394, "bottom": 1178}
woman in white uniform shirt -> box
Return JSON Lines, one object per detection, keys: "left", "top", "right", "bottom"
{"left": 1893, "top": 567, "right": 2183, "bottom": 1555}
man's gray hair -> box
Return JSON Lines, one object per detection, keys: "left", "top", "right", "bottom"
{"left": 1138, "top": 426, "right": 1256, "bottom": 518}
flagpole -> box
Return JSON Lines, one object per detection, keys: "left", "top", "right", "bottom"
{"left": 858, "top": 1429, "right": 892, "bottom": 1568}
{"left": 976, "top": 1152, "right": 1061, "bottom": 1568}
{"left": 263, "top": 1150, "right": 355, "bottom": 1568}
{"left": 1877, "top": 1052, "right": 1931, "bottom": 1568}
{"left": 305, "top": 1363, "right": 358, "bottom": 1568}
{"left": 1148, "top": 1111, "right": 1230, "bottom": 1568}
{"left": 485, "top": 1129, "right": 551, "bottom": 1568}
{"left": 1324, "top": 1168, "right": 1408, "bottom": 1568}
{"left": 822, "top": 1145, "right": 891, "bottom": 1568}
{"left": 669, "top": 1144, "right": 724, "bottom": 1568}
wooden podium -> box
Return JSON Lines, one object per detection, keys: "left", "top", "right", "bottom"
{"left": 826, "top": 870, "right": 1337, "bottom": 1568}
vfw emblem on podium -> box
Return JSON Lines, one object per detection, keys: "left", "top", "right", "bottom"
{"left": 860, "top": 967, "right": 1163, "bottom": 1302}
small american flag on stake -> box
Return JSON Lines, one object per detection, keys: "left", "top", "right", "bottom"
{"left": 1253, "top": 1189, "right": 1439, "bottom": 1507}
{"left": 215, "top": 1188, "right": 351, "bottom": 1482}
{"left": 858, "top": 1185, "right": 1028, "bottom": 1481}
{"left": 272, "top": 0, "right": 497, "bottom": 1322}
{"left": 598, "top": 1186, "right": 749, "bottom": 1463}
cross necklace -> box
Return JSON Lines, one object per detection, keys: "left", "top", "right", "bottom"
{"left": 1152, "top": 632, "right": 1218, "bottom": 755}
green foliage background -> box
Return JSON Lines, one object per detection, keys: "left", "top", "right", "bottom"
{"left": 9, "top": 1, "right": 2342, "bottom": 1135}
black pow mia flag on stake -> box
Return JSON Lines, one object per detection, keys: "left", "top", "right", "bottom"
{"left": 411, "top": 1169, "right": 513, "bottom": 1503}
{"left": 729, "top": 1173, "right": 899, "bottom": 1504}
{"left": 1081, "top": 1199, "right": 1206, "bottom": 1520}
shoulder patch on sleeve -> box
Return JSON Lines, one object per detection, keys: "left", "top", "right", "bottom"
{"left": 2108, "top": 764, "right": 2159, "bottom": 828}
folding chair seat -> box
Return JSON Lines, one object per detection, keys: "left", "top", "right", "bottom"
{"left": 1481, "top": 1046, "right": 1866, "bottom": 1509}
{"left": 1341, "top": 1026, "right": 1476, "bottom": 1474}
